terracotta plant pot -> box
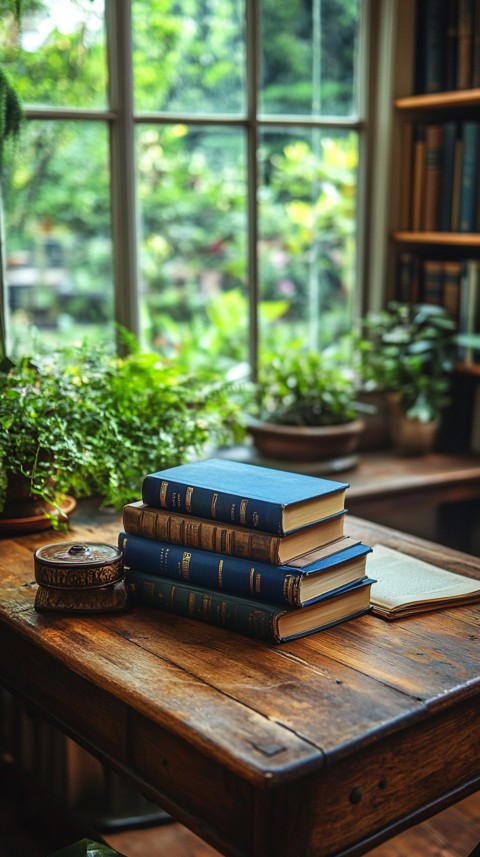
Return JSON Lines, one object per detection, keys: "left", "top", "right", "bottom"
{"left": 386, "top": 393, "right": 439, "bottom": 456}
{"left": 246, "top": 418, "right": 365, "bottom": 462}
{"left": 0, "top": 472, "right": 76, "bottom": 533}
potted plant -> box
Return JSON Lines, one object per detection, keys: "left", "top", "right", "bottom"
{"left": 356, "top": 301, "right": 457, "bottom": 455}
{"left": 0, "top": 336, "right": 245, "bottom": 531}
{"left": 247, "top": 348, "right": 365, "bottom": 463}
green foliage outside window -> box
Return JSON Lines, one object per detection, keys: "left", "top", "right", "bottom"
{"left": 1, "top": 0, "right": 361, "bottom": 372}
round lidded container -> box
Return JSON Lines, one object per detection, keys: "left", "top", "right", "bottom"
{"left": 34, "top": 541, "right": 124, "bottom": 589}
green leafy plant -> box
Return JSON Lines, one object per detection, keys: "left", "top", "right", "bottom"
{"left": 356, "top": 302, "right": 457, "bottom": 423}
{"left": 0, "top": 337, "right": 245, "bottom": 524}
{"left": 253, "top": 348, "right": 358, "bottom": 427}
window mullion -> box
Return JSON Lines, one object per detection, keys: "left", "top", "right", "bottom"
{"left": 246, "top": 0, "right": 260, "bottom": 380}
{"left": 106, "top": 0, "right": 140, "bottom": 346}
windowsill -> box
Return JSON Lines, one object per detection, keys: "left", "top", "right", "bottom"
{"left": 220, "top": 444, "right": 480, "bottom": 504}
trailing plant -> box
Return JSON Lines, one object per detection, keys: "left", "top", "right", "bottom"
{"left": 0, "top": 338, "right": 246, "bottom": 524}
{"left": 253, "top": 348, "right": 358, "bottom": 427}
{"left": 356, "top": 302, "right": 457, "bottom": 423}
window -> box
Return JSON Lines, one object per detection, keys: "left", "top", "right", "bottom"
{"left": 2, "top": 0, "right": 366, "bottom": 374}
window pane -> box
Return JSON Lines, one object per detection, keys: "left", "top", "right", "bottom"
{"left": 0, "top": 0, "right": 107, "bottom": 109}
{"left": 137, "top": 124, "right": 248, "bottom": 371}
{"left": 258, "top": 128, "right": 358, "bottom": 355}
{"left": 260, "top": 0, "right": 360, "bottom": 116}
{"left": 4, "top": 121, "right": 114, "bottom": 352}
{"left": 132, "top": 0, "right": 246, "bottom": 114}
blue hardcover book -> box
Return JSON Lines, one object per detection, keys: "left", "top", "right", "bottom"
{"left": 141, "top": 458, "right": 349, "bottom": 536}
{"left": 125, "top": 569, "right": 374, "bottom": 644}
{"left": 119, "top": 531, "right": 372, "bottom": 607}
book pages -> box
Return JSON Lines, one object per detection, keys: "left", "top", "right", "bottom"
{"left": 367, "top": 544, "right": 480, "bottom": 619}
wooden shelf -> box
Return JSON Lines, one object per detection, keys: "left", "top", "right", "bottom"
{"left": 392, "top": 231, "right": 480, "bottom": 246}
{"left": 394, "top": 88, "right": 480, "bottom": 111}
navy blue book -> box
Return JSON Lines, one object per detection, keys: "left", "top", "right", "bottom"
{"left": 125, "top": 568, "right": 374, "bottom": 644}
{"left": 141, "top": 458, "right": 349, "bottom": 536}
{"left": 119, "top": 531, "right": 372, "bottom": 607}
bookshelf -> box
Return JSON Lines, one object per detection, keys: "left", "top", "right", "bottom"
{"left": 388, "top": 0, "right": 480, "bottom": 451}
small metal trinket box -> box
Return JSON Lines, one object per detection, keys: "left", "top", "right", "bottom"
{"left": 34, "top": 541, "right": 129, "bottom": 614}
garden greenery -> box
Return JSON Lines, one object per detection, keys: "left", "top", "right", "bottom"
{"left": 0, "top": 338, "right": 245, "bottom": 522}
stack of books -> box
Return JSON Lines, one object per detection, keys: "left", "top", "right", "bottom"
{"left": 119, "top": 458, "right": 374, "bottom": 644}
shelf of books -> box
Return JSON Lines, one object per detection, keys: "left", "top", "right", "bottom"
{"left": 392, "top": 0, "right": 480, "bottom": 375}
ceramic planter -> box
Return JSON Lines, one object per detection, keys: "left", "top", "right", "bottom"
{"left": 246, "top": 418, "right": 365, "bottom": 462}
{"left": 387, "top": 393, "right": 439, "bottom": 456}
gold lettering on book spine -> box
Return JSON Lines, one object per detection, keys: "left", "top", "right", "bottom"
{"left": 160, "top": 480, "right": 168, "bottom": 507}
{"left": 283, "top": 574, "right": 300, "bottom": 606}
{"left": 249, "top": 567, "right": 261, "bottom": 594}
{"left": 218, "top": 559, "right": 224, "bottom": 588}
{"left": 240, "top": 499, "right": 248, "bottom": 524}
{"left": 211, "top": 492, "right": 218, "bottom": 517}
{"left": 181, "top": 552, "right": 191, "bottom": 580}
{"left": 186, "top": 486, "right": 193, "bottom": 511}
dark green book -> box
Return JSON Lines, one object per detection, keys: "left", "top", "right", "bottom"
{"left": 126, "top": 569, "right": 373, "bottom": 643}
{"left": 459, "top": 122, "right": 480, "bottom": 232}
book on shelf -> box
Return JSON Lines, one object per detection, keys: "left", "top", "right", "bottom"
{"left": 399, "top": 123, "right": 414, "bottom": 231}
{"left": 423, "top": 124, "right": 442, "bottom": 231}
{"left": 411, "top": 124, "right": 426, "bottom": 231}
{"left": 473, "top": 0, "right": 480, "bottom": 86}
{"left": 422, "top": 260, "right": 444, "bottom": 304}
{"left": 442, "top": 260, "right": 462, "bottom": 321}
{"left": 445, "top": 0, "right": 459, "bottom": 91}
{"left": 141, "top": 458, "right": 348, "bottom": 536}
{"left": 415, "top": 0, "right": 449, "bottom": 94}
{"left": 450, "top": 122, "right": 464, "bottom": 230}
{"left": 458, "top": 121, "right": 480, "bottom": 232}
{"left": 457, "top": 0, "right": 474, "bottom": 89}
{"left": 439, "top": 122, "right": 458, "bottom": 232}
{"left": 125, "top": 568, "right": 374, "bottom": 643}
{"left": 367, "top": 544, "right": 480, "bottom": 619}
{"left": 122, "top": 501, "right": 347, "bottom": 565}
{"left": 118, "top": 531, "right": 372, "bottom": 608}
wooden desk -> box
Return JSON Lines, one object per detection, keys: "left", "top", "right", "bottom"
{"left": 1, "top": 507, "right": 480, "bottom": 857}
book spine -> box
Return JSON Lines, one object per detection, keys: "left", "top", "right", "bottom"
{"left": 142, "top": 474, "right": 286, "bottom": 535}
{"left": 422, "top": 260, "right": 444, "bottom": 304}
{"left": 442, "top": 261, "right": 462, "bottom": 321}
{"left": 450, "top": 127, "right": 464, "bottom": 230}
{"left": 400, "top": 123, "right": 413, "bottom": 229}
{"left": 411, "top": 124, "right": 426, "bottom": 231}
{"left": 424, "top": 0, "right": 448, "bottom": 93}
{"left": 457, "top": 0, "right": 474, "bottom": 89}
{"left": 458, "top": 121, "right": 480, "bottom": 232}
{"left": 439, "top": 122, "right": 458, "bottom": 231}
{"left": 119, "top": 532, "right": 303, "bottom": 606}
{"left": 126, "top": 568, "right": 280, "bottom": 642}
{"left": 123, "top": 505, "right": 281, "bottom": 564}
{"left": 445, "top": 0, "right": 459, "bottom": 90}
{"left": 473, "top": 0, "right": 480, "bottom": 86}
{"left": 423, "top": 124, "right": 442, "bottom": 231}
